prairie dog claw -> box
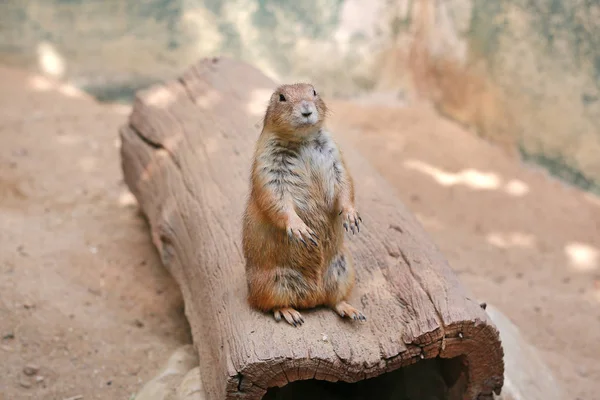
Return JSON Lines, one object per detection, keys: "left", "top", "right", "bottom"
{"left": 274, "top": 307, "right": 305, "bottom": 327}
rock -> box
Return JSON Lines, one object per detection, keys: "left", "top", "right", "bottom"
{"left": 19, "top": 376, "right": 32, "bottom": 388}
{"left": 23, "top": 364, "right": 39, "bottom": 376}
{"left": 134, "top": 345, "right": 201, "bottom": 400}
{"left": 485, "top": 303, "right": 563, "bottom": 400}
{"left": 173, "top": 367, "right": 205, "bottom": 400}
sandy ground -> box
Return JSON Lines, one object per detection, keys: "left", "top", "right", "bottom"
{"left": 0, "top": 65, "right": 599, "bottom": 400}
{"left": 0, "top": 67, "right": 191, "bottom": 400}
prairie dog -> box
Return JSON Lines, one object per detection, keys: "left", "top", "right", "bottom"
{"left": 242, "top": 83, "right": 365, "bottom": 327}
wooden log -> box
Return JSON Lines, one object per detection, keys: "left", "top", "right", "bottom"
{"left": 119, "top": 57, "right": 504, "bottom": 400}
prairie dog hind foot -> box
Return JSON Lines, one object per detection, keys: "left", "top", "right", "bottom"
{"left": 333, "top": 301, "right": 366, "bottom": 322}
{"left": 274, "top": 307, "right": 304, "bottom": 327}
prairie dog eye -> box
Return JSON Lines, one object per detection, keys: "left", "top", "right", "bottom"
{"left": 313, "top": 89, "right": 317, "bottom": 96}
{"left": 279, "top": 93, "right": 286, "bottom": 102}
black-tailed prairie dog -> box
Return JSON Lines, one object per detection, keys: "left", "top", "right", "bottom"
{"left": 242, "top": 83, "right": 365, "bottom": 327}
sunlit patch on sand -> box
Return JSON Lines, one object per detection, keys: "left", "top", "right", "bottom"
{"left": 403, "top": 159, "right": 530, "bottom": 196}
{"left": 27, "top": 75, "right": 85, "bottom": 98}
{"left": 404, "top": 160, "right": 500, "bottom": 189}
{"left": 504, "top": 179, "right": 529, "bottom": 196}
{"left": 57, "top": 84, "right": 85, "bottom": 98}
{"left": 486, "top": 232, "right": 535, "bottom": 249}
{"left": 564, "top": 242, "right": 599, "bottom": 271}
{"left": 37, "top": 41, "right": 65, "bottom": 78}
{"left": 28, "top": 75, "right": 54, "bottom": 91}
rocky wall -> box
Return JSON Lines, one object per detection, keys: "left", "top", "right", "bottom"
{"left": 1, "top": 0, "right": 598, "bottom": 193}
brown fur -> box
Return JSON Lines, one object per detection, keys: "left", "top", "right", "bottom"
{"left": 242, "top": 83, "right": 365, "bottom": 327}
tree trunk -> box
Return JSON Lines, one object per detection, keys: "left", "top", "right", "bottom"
{"left": 119, "top": 57, "right": 504, "bottom": 400}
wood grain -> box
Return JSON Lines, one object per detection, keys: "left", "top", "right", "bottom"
{"left": 119, "top": 57, "right": 504, "bottom": 400}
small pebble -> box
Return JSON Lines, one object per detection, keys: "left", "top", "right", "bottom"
{"left": 17, "top": 245, "right": 28, "bottom": 257}
{"left": 23, "top": 365, "right": 39, "bottom": 376}
{"left": 134, "top": 319, "right": 144, "bottom": 328}
{"left": 19, "top": 377, "right": 32, "bottom": 388}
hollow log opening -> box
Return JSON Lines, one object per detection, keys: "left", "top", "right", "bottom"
{"left": 262, "top": 357, "right": 468, "bottom": 400}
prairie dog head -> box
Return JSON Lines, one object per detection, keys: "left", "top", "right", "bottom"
{"left": 263, "top": 83, "right": 328, "bottom": 138}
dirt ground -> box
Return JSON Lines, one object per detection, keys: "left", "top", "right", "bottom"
{"left": 0, "top": 65, "right": 598, "bottom": 400}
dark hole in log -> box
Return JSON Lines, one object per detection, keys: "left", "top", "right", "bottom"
{"left": 262, "top": 357, "right": 468, "bottom": 400}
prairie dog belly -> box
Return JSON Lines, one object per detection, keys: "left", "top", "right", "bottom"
{"left": 292, "top": 133, "right": 339, "bottom": 216}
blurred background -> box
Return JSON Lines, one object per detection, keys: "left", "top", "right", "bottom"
{"left": 0, "top": 1, "right": 599, "bottom": 399}
{"left": 2, "top": 0, "right": 600, "bottom": 189}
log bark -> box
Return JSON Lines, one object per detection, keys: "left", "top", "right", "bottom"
{"left": 119, "top": 57, "right": 504, "bottom": 400}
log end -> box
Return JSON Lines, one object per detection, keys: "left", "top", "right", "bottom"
{"left": 224, "top": 318, "right": 503, "bottom": 399}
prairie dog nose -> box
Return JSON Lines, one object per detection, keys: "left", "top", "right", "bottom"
{"left": 300, "top": 100, "right": 315, "bottom": 117}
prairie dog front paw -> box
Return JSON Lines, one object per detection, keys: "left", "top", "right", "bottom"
{"left": 340, "top": 207, "right": 362, "bottom": 234}
{"left": 286, "top": 216, "right": 318, "bottom": 247}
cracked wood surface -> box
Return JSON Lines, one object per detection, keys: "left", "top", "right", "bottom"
{"left": 119, "top": 57, "right": 504, "bottom": 400}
